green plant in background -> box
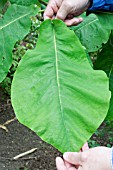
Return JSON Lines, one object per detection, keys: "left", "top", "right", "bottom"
{"left": 1, "top": 15, "right": 41, "bottom": 94}
{"left": 88, "top": 120, "right": 113, "bottom": 148}
{"left": 17, "top": 168, "right": 28, "bottom": 170}
{"left": 0, "top": 0, "right": 40, "bottom": 83}
{"left": 0, "top": 0, "right": 113, "bottom": 153}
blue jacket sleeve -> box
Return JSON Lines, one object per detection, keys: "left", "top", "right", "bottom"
{"left": 89, "top": 0, "right": 113, "bottom": 11}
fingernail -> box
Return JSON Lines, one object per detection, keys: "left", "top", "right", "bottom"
{"left": 56, "top": 157, "right": 62, "bottom": 163}
{"left": 44, "top": 16, "right": 50, "bottom": 20}
{"left": 63, "top": 153, "right": 69, "bottom": 160}
{"left": 79, "top": 17, "right": 83, "bottom": 22}
{"left": 56, "top": 157, "right": 60, "bottom": 161}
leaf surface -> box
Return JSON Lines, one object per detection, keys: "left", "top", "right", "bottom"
{"left": 9, "top": 0, "right": 38, "bottom": 6}
{"left": 0, "top": 4, "right": 38, "bottom": 83}
{"left": 71, "top": 13, "right": 111, "bottom": 52}
{"left": 11, "top": 19, "right": 110, "bottom": 153}
{"left": 97, "top": 12, "right": 113, "bottom": 30}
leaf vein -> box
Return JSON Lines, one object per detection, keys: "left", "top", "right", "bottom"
{"left": 53, "top": 25, "right": 71, "bottom": 151}
{"left": 0, "top": 13, "right": 30, "bottom": 30}
{"left": 76, "top": 18, "right": 98, "bottom": 32}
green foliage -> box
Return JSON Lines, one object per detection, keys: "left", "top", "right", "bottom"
{"left": 0, "top": 0, "right": 7, "bottom": 14}
{"left": 71, "top": 13, "right": 113, "bottom": 52}
{"left": 1, "top": 15, "right": 40, "bottom": 94}
{"left": 94, "top": 32, "right": 113, "bottom": 120}
{"left": 0, "top": 1, "right": 113, "bottom": 153}
{"left": 1, "top": 77, "right": 12, "bottom": 95}
{"left": 88, "top": 120, "right": 113, "bottom": 148}
{"left": 9, "top": 0, "right": 38, "bottom": 6}
{"left": 0, "top": 4, "right": 39, "bottom": 83}
{"left": 88, "top": 139, "right": 100, "bottom": 148}
{"left": 72, "top": 13, "right": 113, "bottom": 120}
{"left": 11, "top": 19, "right": 110, "bottom": 153}
{"left": 97, "top": 12, "right": 113, "bottom": 30}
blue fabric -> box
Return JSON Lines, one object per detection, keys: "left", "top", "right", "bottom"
{"left": 89, "top": 0, "right": 113, "bottom": 11}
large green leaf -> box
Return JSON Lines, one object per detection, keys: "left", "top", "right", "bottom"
{"left": 9, "top": 0, "right": 38, "bottom": 6}
{"left": 97, "top": 12, "right": 113, "bottom": 30}
{"left": 11, "top": 19, "right": 110, "bottom": 153}
{"left": 71, "top": 13, "right": 111, "bottom": 52}
{"left": 94, "top": 32, "right": 113, "bottom": 120}
{"left": 0, "top": 4, "right": 38, "bottom": 83}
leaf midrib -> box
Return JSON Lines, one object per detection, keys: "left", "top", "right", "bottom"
{"left": 52, "top": 24, "right": 70, "bottom": 150}
{"left": 53, "top": 29, "right": 62, "bottom": 111}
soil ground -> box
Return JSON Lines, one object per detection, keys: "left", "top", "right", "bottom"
{"left": 0, "top": 87, "right": 113, "bottom": 170}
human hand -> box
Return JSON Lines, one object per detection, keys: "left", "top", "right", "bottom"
{"left": 56, "top": 147, "right": 112, "bottom": 170}
{"left": 56, "top": 142, "right": 89, "bottom": 170}
{"left": 80, "top": 142, "right": 89, "bottom": 152}
{"left": 44, "top": 0, "right": 91, "bottom": 26}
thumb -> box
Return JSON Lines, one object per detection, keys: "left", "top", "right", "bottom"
{"left": 81, "top": 142, "right": 89, "bottom": 152}
{"left": 56, "top": 157, "right": 67, "bottom": 170}
{"left": 56, "top": 1, "right": 71, "bottom": 20}
{"left": 63, "top": 152, "right": 87, "bottom": 165}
